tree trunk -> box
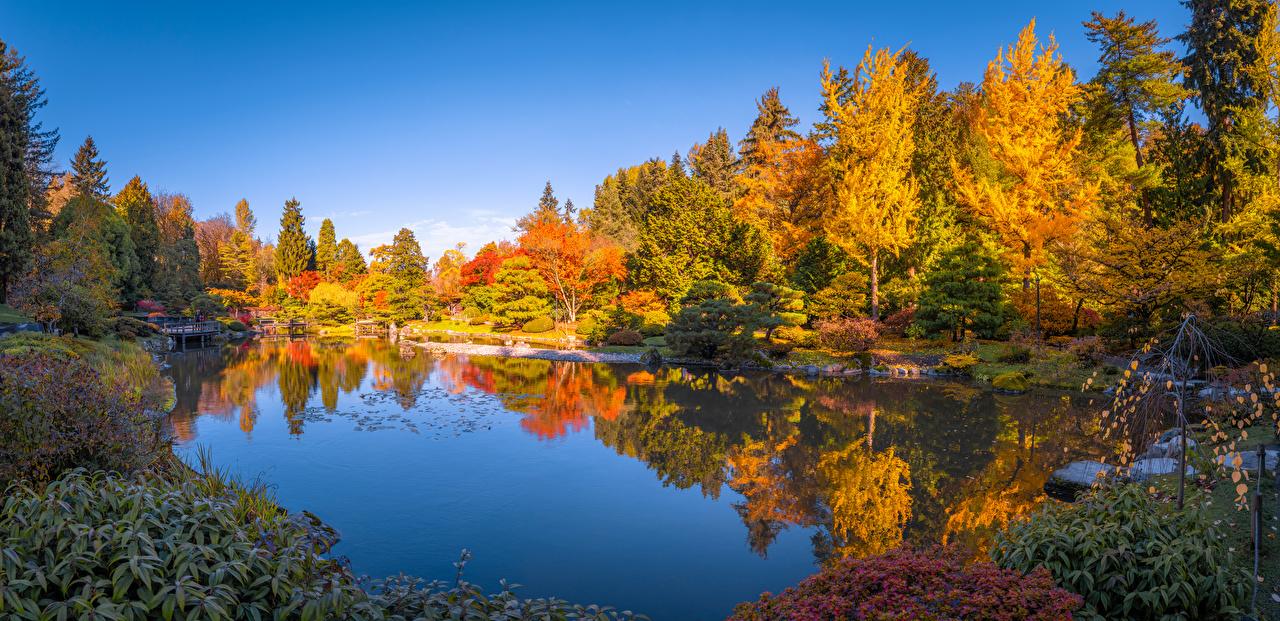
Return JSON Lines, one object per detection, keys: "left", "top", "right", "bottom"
{"left": 1125, "top": 101, "right": 1152, "bottom": 226}
{"left": 1071, "top": 298, "right": 1084, "bottom": 335}
{"left": 869, "top": 252, "right": 880, "bottom": 321}
{"left": 0, "top": 274, "right": 6, "bottom": 305}
{"left": 1034, "top": 274, "right": 1043, "bottom": 341}
{"left": 1272, "top": 275, "right": 1278, "bottom": 326}
{"left": 1021, "top": 244, "right": 1032, "bottom": 291}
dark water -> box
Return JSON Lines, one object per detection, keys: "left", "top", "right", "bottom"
{"left": 164, "top": 338, "right": 1103, "bottom": 620}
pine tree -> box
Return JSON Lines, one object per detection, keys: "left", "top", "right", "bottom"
{"left": 562, "top": 198, "right": 576, "bottom": 222}
{"left": 491, "top": 255, "right": 551, "bottom": 326}
{"left": 0, "top": 39, "right": 45, "bottom": 304}
{"left": 153, "top": 193, "right": 203, "bottom": 309}
{"left": 915, "top": 238, "right": 1008, "bottom": 341}
{"left": 1178, "top": 0, "right": 1279, "bottom": 221}
{"left": 739, "top": 87, "right": 801, "bottom": 167}
{"left": 688, "top": 128, "right": 738, "bottom": 199}
{"left": 274, "top": 198, "right": 311, "bottom": 282}
{"left": 669, "top": 150, "right": 687, "bottom": 179}
{"left": 70, "top": 136, "right": 109, "bottom": 199}
{"left": 518, "top": 181, "right": 564, "bottom": 231}
{"left": 334, "top": 238, "right": 366, "bottom": 281}
{"left": 383, "top": 228, "right": 428, "bottom": 321}
{"left": 113, "top": 176, "right": 159, "bottom": 299}
{"left": 1085, "top": 11, "right": 1188, "bottom": 224}
{"left": 316, "top": 218, "right": 337, "bottom": 273}
{"left": 229, "top": 199, "right": 259, "bottom": 290}
{"left": 0, "top": 38, "right": 57, "bottom": 239}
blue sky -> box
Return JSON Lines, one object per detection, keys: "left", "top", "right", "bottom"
{"left": 2, "top": 1, "right": 1189, "bottom": 259}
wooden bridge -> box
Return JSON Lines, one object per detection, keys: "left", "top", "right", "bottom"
{"left": 162, "top": 320, "right": 222, "bottom": 349}
{"left": 258, "top": 317, "right": 309, "bottom": 337}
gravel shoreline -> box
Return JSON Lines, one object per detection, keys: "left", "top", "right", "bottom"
{"left": 412, "top": 339, "right": 646, "bottom": 364}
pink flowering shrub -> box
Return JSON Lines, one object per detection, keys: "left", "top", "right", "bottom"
{"left": 728, "top": 547, "right": 1081, "bottom": 621}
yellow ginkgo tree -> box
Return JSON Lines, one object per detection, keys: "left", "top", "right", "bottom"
{"left": 954, "top": 20, "right": 1098, "bottom": 309}
{"left": 821, "top": 46, "right": 923, "bottom": 320}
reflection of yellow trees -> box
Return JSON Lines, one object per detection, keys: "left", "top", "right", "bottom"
{"left": 817, "top": 444, "right": 912, "bottom": 559}
{"left": 941, "top": 395, "right": 1102, "bottom": 556}
{"left": 727, "top": 431, "right": 814, "bottom": 556}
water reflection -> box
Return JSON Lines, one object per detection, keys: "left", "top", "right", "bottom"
{"left": 165, "top": 339, "right": 1102, "bottom": 563}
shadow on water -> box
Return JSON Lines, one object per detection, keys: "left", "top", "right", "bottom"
{"left": 163, "top": 338, "right": 1106, "bottom": 619}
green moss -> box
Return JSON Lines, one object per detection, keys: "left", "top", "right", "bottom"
{"left": 991, "top": 371, "right": 1030, "bottom": 393}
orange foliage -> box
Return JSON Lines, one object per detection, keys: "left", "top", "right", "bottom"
{"left": 619, "top": 290, "right": 666, "bottom": 315}
{"left": 518, "top": 217, "right": 626, "bottom": 322}
{"left": 735, "top": 137, "right": 831, "bottom": 261}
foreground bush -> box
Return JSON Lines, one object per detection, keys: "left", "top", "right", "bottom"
{"left": 0, "top": 469, "right": 362, "bottom": 620}
{"left": 605, "top": 329, "right": 643, "bottom": 346}
{"left": 729, "top": 547, "right": 1080, "bottom": 620}
{"left": 0, "top": 470, "right": 647, "bottom": 621}
{"left": 993, "top": 484, "right": 1248, "bottom": 621}
{"left": 0, "top": 350, "right": 158, "bottom": 489}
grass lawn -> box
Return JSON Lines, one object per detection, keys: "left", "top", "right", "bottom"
{"left": 0, "top": 303, "right": 32, "bottom": 324}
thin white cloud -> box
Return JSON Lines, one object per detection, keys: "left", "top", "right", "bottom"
{"left": 345, "top": 211, "right": 516, "bottom": 261}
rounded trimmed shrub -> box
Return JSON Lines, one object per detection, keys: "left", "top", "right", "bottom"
{"left": 730, "top": 547, "right": 1081, "bottom": 620}
{"left": 605, "top": 329, "right": 643, "bottom": 346}
{"left": 992, "top": 371, "right": 1030, "bottom": 393}
{"left": 994, "top": 484, "right": 1249, "bottom": 621}
{"left": 638, "top": 310, "right": 670, "bottom": 337}
{"left": 521, "top": 316, "right": 554, "bottom": 333}
{"left": 816, "top": 317, "right": 880, "bottom": 352}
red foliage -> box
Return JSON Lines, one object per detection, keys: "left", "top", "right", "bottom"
{"left": 285, "top": 271, "right": 322, "bottom": 300}
{"left": 136, "top": 299, "right": 165, "bottom": 313}
{"left": 460, "top": 241, "right": 521, "bottom": 287}
{"left": 729, "top": 547, "right": 1081, "bottom": 621}
{"left": 882, "top": 305, "right": 916, "bottom": 336}
{"left": 816, "top": 317, "right": 880, "bottom": 352}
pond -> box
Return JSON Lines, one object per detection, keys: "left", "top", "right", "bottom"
{"left": 164, "top": 338, "right": 1104, "bottom": 621}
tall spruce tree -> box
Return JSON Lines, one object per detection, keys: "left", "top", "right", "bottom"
{"left": 70, "top": 136, "right": 109, "bottom": 199}
{"left": 915, "top": 238, "right": 1008, "bottom": 341}
{"left": 316, "top": 218, "right": 337, "bottom": 272}
{"left": 0, "top": 37, "right": 57, "bottom": 239}
{"left": 1178, "top": 0, "right": 1279, "bottom": 221}
{"left": 739, "top": 87, "right": 801, "bottom": 167}
{"left": 1085, "top": 11, "right": 1188, "bottom": 224}
{"left": 384, "top": 228, "right": 428, "bottom": 321}
{"left": 688, "top": 128, "right": 738, "bottom": 199}
{"left": 274, "top": 198, "right": 310, "bottom": 283}
{"left": 518, "top": 181, "right": 563, "bottom": 231}
{"left": 334, "top": 238, "right": 366, "bottom": 281}
{"left": 113, "top": 176, "right": 159, "bottom": 299}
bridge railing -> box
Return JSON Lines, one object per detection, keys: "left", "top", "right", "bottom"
{"left": 161, "top": 321, "right": 222, "bottom": 335}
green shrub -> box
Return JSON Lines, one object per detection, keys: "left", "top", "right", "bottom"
{"left": 638, "top": 310, "right": 670, "bottom": 337}
{"left": 226, "top": 319, "right": 248, "bottom": 332}
{"left": 468, "top": 314, "right": 490, "bottom": 326}
{"left": 996, "top": 344, "right": 1032, "bottom": 363}
{"left": 991, "top": 371, "right": 1030, "bottom": 393}
{"left": 940, "top": 352, "right": 979, "bottom": 374}
{"left": 666, "top": 294, "right": 757, "bottom": 361}
{"left": 993, "top": 484, "right": 1249, "bottom": 621}
{"left": 522, "top": 316, "right": 554, "bottom": 333}
{"left": 107, "top": 316, "right": 159, "bottom": 340}
{"left": 0, "top": 470, "right": 362, "bottom": 620}
{"left": 605, "top": 329, "right": 643, "bottom": 346}
{"left": 0, "top": 351, "right": 159, "bottom": 489}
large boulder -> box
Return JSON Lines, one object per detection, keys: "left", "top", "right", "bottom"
{"left": 1045, "top": 461, "right": 1113, "bottom": 501}
{"left": 1129, "top": 457, "right": 1196, "bottom": 482}
{"left": 1214, "top": 447, "right": 1279, "bottom": 474}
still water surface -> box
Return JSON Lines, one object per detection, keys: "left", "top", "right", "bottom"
{"left": 164, "top": 338, "right": 1101, "bottom": 620}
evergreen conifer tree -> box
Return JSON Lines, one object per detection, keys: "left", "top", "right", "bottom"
{"left": 739, "top": 87, "right": 801, "bottom": 167}
{"left": 334, "top": 238, "right": 366, "bottom": 281}
{"left": 915, "top": 239, "right": 1008, "bottom": 340}
{"left": 114, "top": 176, "right": 159, "bottom": 299}
{"left": 688, "top": 128, "right": 738, "bottom": 198}
{"left": 70, "top": 136, "right": 109, "bottom": 199}
{"left": 274, "top": 198, "right": 311, "bottom": 282}
{"left": 316, "top": 218, "right": 337, "bottom": 272}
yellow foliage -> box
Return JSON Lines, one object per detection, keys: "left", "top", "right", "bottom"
{"left": 954, "top": 20, "right": 1097, "bottom": 282}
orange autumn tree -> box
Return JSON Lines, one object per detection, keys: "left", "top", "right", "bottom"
{"left": 518, "top": 215, "right": 625, "bottom": 323}
{"left": 735, "top": 137, "right": 831, "bottom": 262}
{"left": 954, "top": 20, "right": 1097, "bottom": 291}
{"left": 821, "top": 46, "right": 924, "bottom": 320}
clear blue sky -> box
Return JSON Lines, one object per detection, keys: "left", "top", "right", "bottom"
{"left": 2, "top": 1, "right": 1189, "bottom": 259}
